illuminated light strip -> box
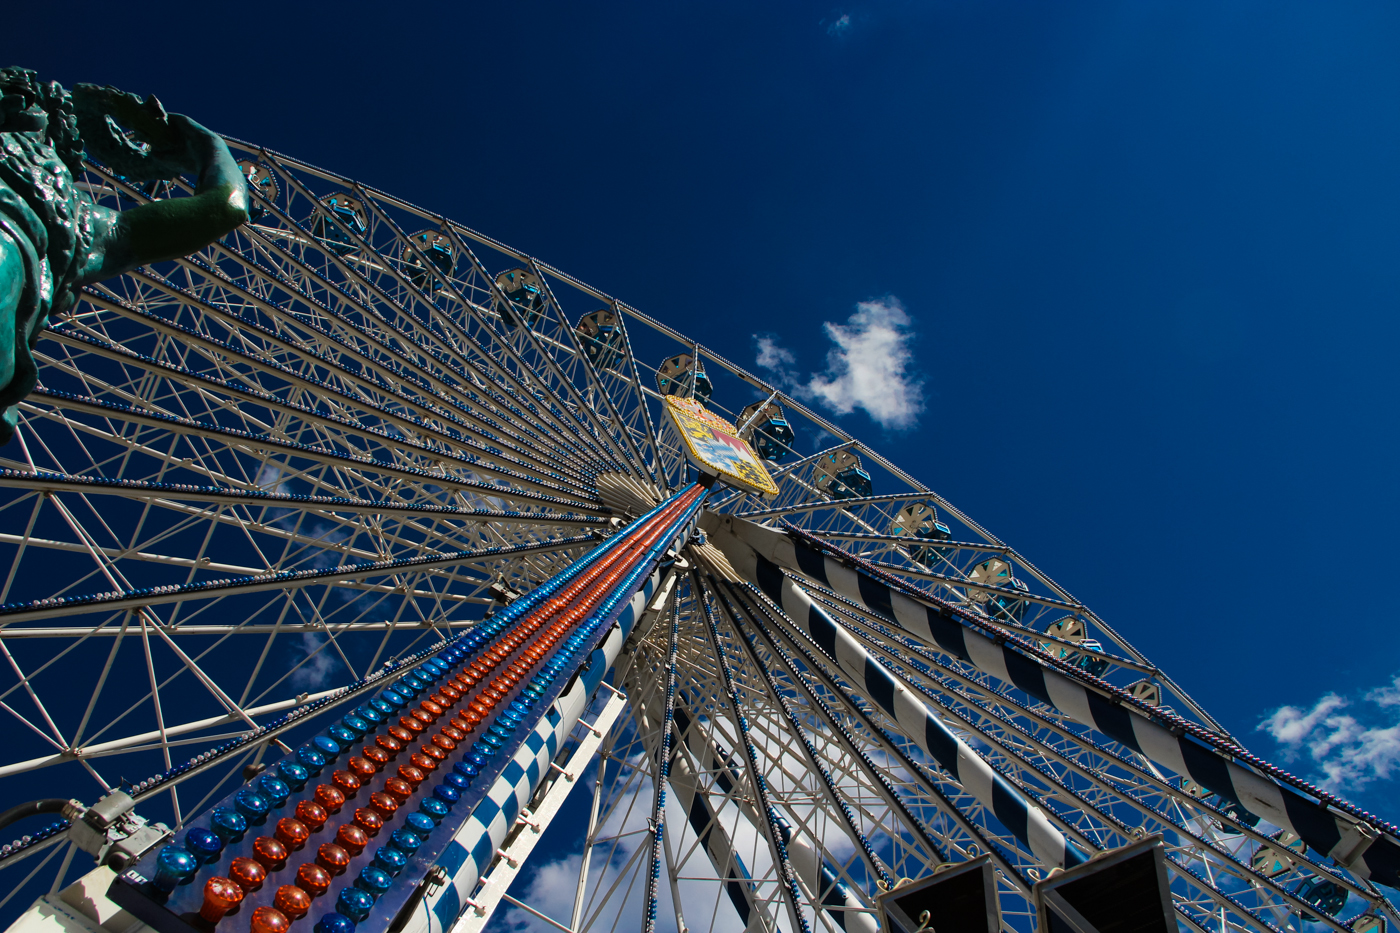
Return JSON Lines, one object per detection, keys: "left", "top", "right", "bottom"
{"left": 420, "top": 489, "right": 707, "bottom": 933}
{"left": 106, "top": 491, "right": 697, "bottom": 930}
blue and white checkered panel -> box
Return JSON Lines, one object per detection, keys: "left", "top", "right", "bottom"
{"left": 706, "top": 515, "right": 1400, "bottom": 886}
{"left": 423, "top": 570, "right": 666, "bottom": 931}
{"left": 426, "top": 710, "right": 564, "bottom": 930}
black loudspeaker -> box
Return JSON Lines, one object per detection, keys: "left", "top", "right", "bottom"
{"left": 1034, "top": 837, "right": 1178, "bottom": 933}
{"left": 875, "top": 855, "right": 999, "bottom": 933}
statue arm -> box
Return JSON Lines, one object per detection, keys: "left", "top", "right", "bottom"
{"left": 79, "top": 116, "right": 248, "bottom": 283}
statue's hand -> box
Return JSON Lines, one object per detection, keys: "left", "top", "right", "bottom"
{"left": 72, "top": 83, "right": 200, "bottom": 181}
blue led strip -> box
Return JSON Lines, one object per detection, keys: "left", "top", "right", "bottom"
{"left": 640, "top": 576, "right": 683, "bottom": 933}
{"left": 419, "top": 488, "right": 708, "bottom": 933}
{"left": 714, "top": 515, "right": 1400, "bottom": 886}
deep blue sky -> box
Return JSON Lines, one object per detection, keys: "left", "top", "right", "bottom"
{"left": 8, "top": 0, "right": 1400, "bottom": 888}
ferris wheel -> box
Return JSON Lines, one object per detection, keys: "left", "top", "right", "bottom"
{"left": 0, "top": 138, "right": 1396, "bottom": 933}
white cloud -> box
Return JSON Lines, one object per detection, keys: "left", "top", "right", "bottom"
{"left": 755, "top": 335, "right": 796, "bottom": 372}
{"left": 1259, "top": 676, "right": 1400, "bottom": 792}
{"left": 827, "top": 13, "right": 852, "bottom": 35}
{"left": 289, "top": 632, "right": 338, "bottom": 689}
{"left": 755, "top": 297, "right": 924, "bottom": 430}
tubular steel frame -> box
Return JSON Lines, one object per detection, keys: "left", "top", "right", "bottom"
{"left": 0, "top": 140, "right": 1394, "bottom": 933}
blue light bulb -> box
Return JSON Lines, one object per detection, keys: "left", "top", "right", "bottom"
{"left": 209, "top": 806, "right": 247, "bottom": 843}
{"left": 355, "top": 705, "right": 384, "bottom": 724}
{"left": 444, "top": 772, "right": 471, "bottom": 792}
{"left": 313, "top": 735, "right": 342, "bottom": 757}
{"left": 297, "top": 745, "right": 327, "bottom": 775}
{"left": 341, "top": 715, "right": 369, "bottom": 738}
{"left": 419, "top": 798, "right": 448, "bottom": 824}
{"left": 314, "top": 914, "right": 356, "bottom": 933}
{"left": 390, "top": 828, "right": 422, "bottom": 854}
{"left": 379, "top": 689, "right": 406, "bottom": 709}
{"left": 256, "top": 774, "right": 291, "bottom": 808}
{"left": 370, "top": 697, "right": 395, "bottom": 716}
{"left": 404, "top": 813, "right": 436, "bottom": 838}
{"left": 151, "top": 845, "right": 198, "bottom": 893}
{"left": 355, "top": 866, "right": 393, "bottom": 899}
{"left": 433, "top": 784, "right": 460, "bottom": 807}
{"left": 327, "top": 724, "right": 357, "bottom": 746}
{"left": 373, "top": 846, "right": 407, "bottom": 876}
{"left": 234, "top": 788, "right": 271, "bottom": 824}
{"left": 184, "top": 827, "right": 223, "bottom": 863}
{"left": 453, "top": 761, "right": 479, "bottom": 781}
{"left": 336, "top": 888, "right": 375, "bottom": 923}
{"left": 276, "top": 760, "right": 309, "bottom": 791}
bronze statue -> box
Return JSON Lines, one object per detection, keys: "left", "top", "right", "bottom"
{"left": 0, "top": 68, "right": 248, "bottom": 444}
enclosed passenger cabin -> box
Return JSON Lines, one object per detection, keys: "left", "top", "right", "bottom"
{"left": 655, "top": 353, "right": 713, "bottom": 402}
{"left": 967, "top": 558, "right": 1029, "bottom": 624}
{"left": 309, "top": 193, "right": 368, "bottom": 256}
{"left": 576, "top": 309, "right": 624, "bottom": 371}
{"left": 890, "top": 501, "right": 952, "bottom": 564}
{"left": 813, "top": 449, "right": 873, "bottom": 500}
{"left": 737, "top": 401, "right": 796, "bottom": 461}
{"left": 238, "top": 161, "right": 278, "bottom": 222}
{"left": 495, "top": 268, "right": 546, "bottom": 328}
{"left": 403, "top": 230, "right": 454, "bottom": 291}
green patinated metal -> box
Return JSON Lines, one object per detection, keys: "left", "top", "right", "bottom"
{"left": 0, "top": 68, "right": 248, "bottom": 443}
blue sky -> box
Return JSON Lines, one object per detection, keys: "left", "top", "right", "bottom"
{"left": 8, "top": 0, "right": 1400, "bottom": 912}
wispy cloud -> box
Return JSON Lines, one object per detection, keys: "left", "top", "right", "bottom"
{"left": 289, "top": 632, "right": 338, "bottom": 690}
{"left": 826, "top": 13, "right": 852, "bottom": 36}
{"left": 754, "top": 296, "right": 924, "bottom": 430}
{"left": 1259, "top": 673, "right": 1400, "bottom": 792}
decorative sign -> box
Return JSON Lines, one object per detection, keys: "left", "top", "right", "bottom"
{"left": 664, "top": 396, "right": 779, "bottom": 498}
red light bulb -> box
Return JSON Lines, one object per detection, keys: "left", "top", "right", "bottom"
{"left": 249, "top": 905, "right": 289, "bottom": 933}
{"left": 388, "top": 725, "right": 415, "bottom": 743}
{"left": 397, "top": 764, "right": 425, "bottom": 786}
{"left": 348, "top": 756, "right": 378, "bottom": 779}
{"left": 314, "top": 784, "right": 345, "bottom": 814}
{"left": 252, "top": 836, "right": 288, "bottom": 871}
{"left": 331, "top": 770, "right": 361, "bottom": 796}
{"left": 375, "top": 733, "right": 403, "bottom": 753}
{"left": 274, "top": 818, "right": 309, "bottom": 851}
{"left": 335, "top": 823, "right": 369, "bottom": 856}
{"left": 199, "top": 876, "right": 245, "bottom": 923}
{"left": 315, "top": 843, "right": 350, "bottom": 876}
{"left": 419, "top": 744, "right": 448, "bottom": 762}
{"left": 273, "top": 885, "right": 311, "bottom": 921}
{"left": 294, "top": 800, "right": 328, "bottom": 831}
{"left": 369, "top": 792, "right": 399, "bottom": 817}
{"left": 353, "top": 807, "right": 384, "bottom": 835}
{"left": 296, "top": 862, "right": 331, "bottom": 897}
{"left": 384, "top": 777, "right": 414, "bottom": 802}
{"left": 229, "top": 857, "right": 266, "bottom": 893}
{"left": 410, "top": 752, "right": 437, "bottom": 771}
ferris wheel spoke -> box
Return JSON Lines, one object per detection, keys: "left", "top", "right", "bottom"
{"left": 0, "top": 533, "right": 593, "bottom": 625}
{"left": 20, "top": 390, "right": 606, "bottom": 515}
{"left": 40, "top": 327, "right": 592, "bottom": 501}
{"left": 72, "top": 285, "right": 596, "bottom": 489}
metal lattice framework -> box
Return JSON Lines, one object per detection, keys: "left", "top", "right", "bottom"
{"left": 0, "top": 139, "right": 1396, "bottom": 933}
